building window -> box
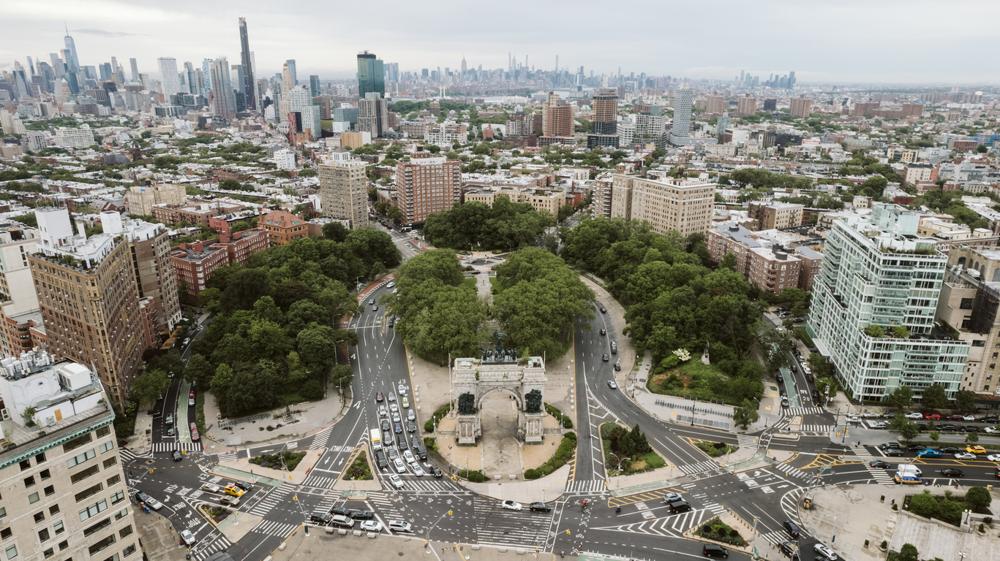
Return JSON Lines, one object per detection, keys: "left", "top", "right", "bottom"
{"left": 118, "top": 526, "right": 133, "bottom": 539}
{"left": 123, "top": 544, "right": 136, "bottom": 558}
{"left": 23, "top": 476, "right": 35, "bottom": 488}
{"left": 0, "top": 507, "right": 5, "bottom": 520}
{"left": 96, "top": 427, "right": 110, "bottom": 438}
{"left": 19, "top": 460, "right": 31, "bottom": 471}
{"left": 4, "top": 546, "right": 16, "bottom": 560}
{"left": 102, "top": 457, "right": 117, "bottom": 469}
{"left": 0, "top": 529, "right": 10, "bottom": 540}
{"left": 38, "top": 528, "right": 49, "bottom": 542}
{"left": 98, "top": 441, "right": 114, "bottom": 454}
{"left": 35, "top": 452, "right": 46, "bottom": 463}
{"left": 43, "top": 549, "right": 54, "bottom": 559}
{"left": 28, "top": 492, "right": 39, "bottom": 504}
{"left": 53, "top": 521, "right": 63, "bottom": 535}
{"left": 87, "top": 534, "right": 115, "bottom": 555}
{"left": 62, "top": 433, "right": 93, "bottom": 453}
{"left": 57, "top": 541, "right": 68, "bottom": 551}
{"left": 39, "top": 469, "right": 50, "bottom": 480}
{"left": 49, "top": 506, "right": 60, "bottom": 516}
{"left": 70, "top": 465, "right": 99, "bottom": 484}
{"left": 33, "top": 512, "right": 44, "bottom": 523}
{"left": 106, "top": 475, "right": 120, "bottom": 486}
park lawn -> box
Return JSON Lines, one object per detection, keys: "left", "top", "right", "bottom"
{"left": 646, "top": 360, "right": 735, "bottom": 404}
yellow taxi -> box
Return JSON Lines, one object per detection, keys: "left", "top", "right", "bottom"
{"left": 966, "top": 445, "right": 987, "bottom": 455}
{"left": 223, "top": 484, "right": 245, "bottom": 497}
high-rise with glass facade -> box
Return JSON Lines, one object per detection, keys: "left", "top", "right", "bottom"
{"left": 356, "top": 51, "right": 385, "bottom": 99}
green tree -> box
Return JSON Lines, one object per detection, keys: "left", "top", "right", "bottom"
{"left": 345, "top": 228, "right": 401, "bottom": 272}
{"left": 322, "top": 221, "right": 348, "bottom": 242}
{"left": 928, "top": 431, "right": 940, "bottom": 443}
{"left": 131, "top": 369, "right": 169, "bottom": 406}
{"left": 954, "top": 390, "right": 977, "bottom": 413}
{"left": 889, "top": 413, "right": 919, "bottom": 442}
{"left": 184, "top": 353, "right": 214, "bottom": 388}
{"left": 887, "top": 386, "right": 914, "bottom": 411}
{"left": 921, "top": 383, "right": 948, "bottom": 410}
{"left": 966, "top": 432, "right": 979, "bottom": 444}
{"left": 896, "top": 544, "right": 918, "bottom": 561}
{"left": 734, "top": 399, "right": 759, "bottom": 430}
{"left": 965, "top": 486, "right": 991, "bottom": 512}
{"left": 760, "top": 329, "right": 794, "bottom": 371}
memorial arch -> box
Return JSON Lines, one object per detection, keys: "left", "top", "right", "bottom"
{"left": 450, "top": 350, "right": 547, "bottom": 444}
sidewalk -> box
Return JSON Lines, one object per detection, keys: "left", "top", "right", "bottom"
{"left": 461, "top": 464, "right": 570, "bottom": 503}
{"left": 270, "top": 530, "right": 561, "bottom": 561}
{"left": 133, "top": 506, "right": 188, "bottom": 561}
{"left": 123, "top": 409, "right": 154, "bottom": 454}
{"left": 203, "top": 384, "right": 346, "bottom": 451}
{"left": 215, "top": 449, "right": 323, "bottom": 486}
{"left": 799, "top": 484, "right": 999, "bottom": 561}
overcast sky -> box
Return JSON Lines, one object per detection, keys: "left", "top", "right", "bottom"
{"left": 1, "top": 0, "right": 998, "bottom": 85}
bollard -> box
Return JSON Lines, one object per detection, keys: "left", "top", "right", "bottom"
{"left": 880, "top": 495, "right": 885, "bottom": 503}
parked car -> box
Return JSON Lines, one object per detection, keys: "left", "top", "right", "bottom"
{"left": 904, "top": 412, "right": 923, "bottom": 420}
{"left": 348, "top": 509, "right": 375, "bottom": 521}
{"left": 939, "top": 468, "right": 964, "bottom": 478}
{"left": 610, "top": 341, "right": 618, "bottom": 354}
{"left": 219, "top": 496, "right": 239, "bottom": 507}
{"left": 923, "top": 412, "right": 941, "bottom": 420}
{"left": 916, "top": 448, "right": 942, "bottom": 458}
{"left": 234, "top": 481, "right": 253, "bottom": 492}
{"left": 360, "top": 520, "right": 382, "bottom": 533}
{"left": 190, "top": 422, "right": 200, "bottom": 442}
{"left": 500, "top": 500, "right": 523, "bottom": 511}
{"left": 201, "top": 483, "right": 222, "bottom": 493}
{"left": 954, "top": 452, "right": 977, "bottom": 460}
{"left": 966, "top": 445, "right": 988, "bottom": 455}
{"left": 135, "top": 492, "right": 163, "bottom": 511}
{"left": 223, "top": 484, "right": 244, "bottom": 497}
{"left": 986, "top": 454, "right": 1000, "bottom": 462}
{"left": 614, "top": 362, "right": 622, "bottom": 372}
{"left": 602, "top": 353, "right": 609, "bottom": 362}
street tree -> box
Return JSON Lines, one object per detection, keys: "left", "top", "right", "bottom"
{"left": 131, "top": 369, "right": 169, "bottom": 406}
{"left": 734, "top": 399, "right": 759, "bottom": 430}
{"left": 921, "top": 383, "right": 948, "bottom": 411}
{"left": 954, "top": 390, "right": 977, "bottom": 414}
{"left": 889, "top": 413, "right": 919, "bottom": 442}
{"left": 896, "top": 544, "right": 918, "bottom": 561}
{"left": 887, "top": 386, "right": 914, "bottom": 411}
{"left": 966, "top": 432, "right": 979, "bottom": 444}
{"left": 966, "top": 486, "right": 991, "bottom": 512}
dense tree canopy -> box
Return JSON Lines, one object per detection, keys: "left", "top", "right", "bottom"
{"left": 562, "top": 218, "right": 765, "bottom": 400}
{"left": 493, "top": 248, "right": 593, "bottom": 359}
{"left": 724, "top": 168, "right": 813, "bottom": 191}
{"left": 423, "top": 197, "right": 553, "bottom": 251}
{"left": 192, "top": 233, "right": 394, "bottom": 417}
{"left": 393, "top": 249, "right": 486, "bottom": 365}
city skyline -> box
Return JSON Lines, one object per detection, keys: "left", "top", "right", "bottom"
{"left": 1, "top": 0, "right": 999, "bottom": 84}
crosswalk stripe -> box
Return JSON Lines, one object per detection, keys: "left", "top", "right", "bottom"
{"left": 761, "top": 530, "right": 791, "bottom": 546}
{"left": 678, "top": 460, "right": 722, "bottom": 476}
{"left": 119, "top": 448, "right": 147, "bottom": 463}
{"left": 251, "top": 520, "right": 298, "bottom": 537}
{"left": 782, "top": 406, "right": 826, "bottom": 416}
{"left": 152, "top": 441, "right": 202, "bottom": 453}
{"left": 564, "top": 479, "right": 606, "bottom": 493}
{"left": 773, "top": 462, "right": 822, "bottom": 485}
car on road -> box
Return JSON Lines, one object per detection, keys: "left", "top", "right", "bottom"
{"left": 406, "top": 421, "right": 417, "bottom": 433}
{"left": 387, "top": 392, "right": 396, "bottom": 402}
{"left": 846, "top": 415, "right": 861, "bottom": 424}
{"left": 904, "top": 412, "right": 923, "bottom": 420}
{"left": 188, "top": 397, "right": 195, "bottom": 406}
{"left": 378, "top": 405, "right": 387, "bottom": 417}
{"left": 870, "top": 421, "right": 888, "bottom": 429}
{"left": 348, "top": 509, "right": 375, "bottom": 520}
{"left": 501, "top": 500, "right": 523, "bottom": 511}
{"left": 407, "top": 408, "right": 416, "bottom": 421}
{"left": 599, "top": 328, "right": 607, "bottom": 336}
{"left": 410, "top": 462, "right": 425, "bottom": 477}
{"left": 375, "top": 449, "right": 388, "bottom": 471}
{"left": 330, "top": 506, "right": 351, "bottom": 517}
{"left": 916, "top": 448, "right": 942, "bottom": 458}
{"left": 610, "top": 341, "right": 618, "bottom": 354}
{"left": 172, "top": 450, "right": 183, "bottom": 462}
{"left": 223, "top": 484, "right": 245, "bottom": 497}
{"left": 393, "top": 421, "right": 403, "bottom": 434}
{"left": 940, "top": 468, "right": 964, "bottom": 477}
{"left": 201, "top": 483, "right": 222, "bottom": 493}
{"left": 813, "top": 543, "right": 838, "bottom": 561}
{"left": 219, "top": 496, "right": 240, "bottom": 507}
{"left": 387, "top": 448, "right": 400, "bottom": 461}
{"left": 923, "top": 412, "right": 942, "bottom": 421}
{"left": 955, "top": 452, "right": 977, "bottom": 460}
{"left": 381, "top": 419, "right": 391, "bottom": 431}
{"left": 403, "top": 449, "right": 416, "bottom": 463}
{"left": 431, "top": 466, "right": 443, "bottom": 478}
{"left": 941, "top": 447, "right": 960, "bottom": 453}
{"left": 180, "top": 529, "right": 196, "bottom": 546}
{"left": 190, "top": 422, "right": 200, "bottom": 442}
{"left": 412, "top": 443, "right": 427, "bottom": 460}
{"left": 361, "top": 520, "right": 382, "bottom": 533}
{"left": 985, "top": 426, "right": 998, "bottom": 434}
{"left": 987, "top": 454, "right": 1000, "bottom": 462}
{"left": 668, "top": 500, "right": 692, "bottom": 514}
{"left": 393, "top": 458, "right": 407, "bottom": 474}
{"left": 702, "top": 544, "right": 728, "bottom": 559}
{"left": 601, "top": 353, "right": 609, "bottom": 362}
{"left": 389, "top": 402, "right": 399, "bottom": 412}
{"left": 368, "top": 298, "right": 375, "bottom": 305}
{"left": 388, "top": 520, "right": 412, "bottom": 533}
{"left": 401, "top": 396, "right": 410, "bottom": 409}
{"left": 310, "top": 511, "right": 333, "bottom": 525}
{"left": 389, "top": 474, "right": 404, "bottom": 489}
{"left": 386, "top": 281, "right": 396, "bottom": 289}
{"left": 869, "top": 460, "right": 891, "bottom": 469}
{"left": 779, "top": 542, "right": 796, "bottom": 558}
{"left": 783, "top": 520, "right": 801, "bottom": 539}
{"left": 884, "top": 448, "right": 905, "bottom": 457}
{"left": 607, "top": 380, "right": 618, "bottom": 390}
{"left": 614, "top": 362, "right": 622, "bottom": 372}
{"left": 529, "top": 502, "right": 552, "bottom": 512}
{"left": 967, "top": 445, "right": 988, "bottom": 455}
{"left": 598, "top": 304, "right": 607, "bottom": 313}
{"left": 135, "top": 492, "right": 163, "bottom": 511}
{"left": 165, "top": 426, "right": 175, "bottom": 437}
{"left": 780, "top": 397, "right": 790, "bottom": 408}
{"left": 376, "top": 392, "right": 384, "bottom": 402}
{"left": 398, "top": 383, "right": 407, "bottom": 396}
{"left": 165, "top": 415, "right": 174, "bottom": 426}
{"left": 662, "top": 492, "right": 682, "bottom": 503}
{"left": 391, "top": 411, "right": 401, "bottom": 423}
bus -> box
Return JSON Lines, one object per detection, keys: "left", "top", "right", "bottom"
{"left": 370, "top": 428, "right": 382, "bottom": 450}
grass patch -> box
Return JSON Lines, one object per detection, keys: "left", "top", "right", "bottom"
{"left": 694, "top": 440, "right": 735, "bottom": 458}
{"left": 344, "top": 452, "right": 373, "bottom": 480}
{"left": 424, "top": 402, "right": 452, "bottom": 433}
{"left": 647, "top": 360, "right": 747, "bottom": 406}
{"left": 457, "top": 469, "right": 487, "bottom": 483}
{"left": 544, "top": 402, "right": 574, "bottom": 429}
{"left": 525, "top": 432, "right": 577, "bottom": 480}
{"left": 600, "top": 422, "right": 665, "bottom": 476}
{"left": 249, "top": 450, "right": 306, "bottom": 471}
{"left": 697, "top": 517, "right": 747, "bottom": 546}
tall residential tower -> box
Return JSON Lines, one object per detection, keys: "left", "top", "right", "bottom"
{"left": 238, "top": 17, "right": 256, "bottom": 110}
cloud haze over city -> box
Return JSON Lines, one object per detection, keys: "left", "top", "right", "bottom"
{"left": 2, "top": 0, "right": 999, "bottom": 83}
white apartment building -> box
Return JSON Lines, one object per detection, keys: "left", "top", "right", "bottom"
{"left": 273, "top": 149, "right": 296, "bottom": 171}
{"left": 610, "top": 174, "right": 715, "bottom": 237}
{"left": 53, "top": 127, "right": 95, "bottom": 150}
{"left": 0, "top": 351, "right": 143, "bottom": 561}
{"left": 807, "top": 204, "right": 970, "bottom": 401}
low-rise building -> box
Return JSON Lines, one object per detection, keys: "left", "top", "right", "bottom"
{"left": 260, "top": 210, "right": 308, "bottom": 246}
{"left": 124, "top": 184, "right": 187, "bottom": 216}
{"left": 747, "top": 202, "right": 804, "bottom": 230}
{"left": 170, "top": 241, "right": 229, "bottom": 296}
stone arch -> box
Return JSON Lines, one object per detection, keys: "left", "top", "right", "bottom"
{"left": 476, "top": 386, "right": 523, "bottom": 412}
{"left": 450, "top": 355, "right": 547, "bottom": 445}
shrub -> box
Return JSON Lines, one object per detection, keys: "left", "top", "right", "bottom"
{"left": 423, "top": 437, "right": 437, "bottom": 452}
{"left": 424, "top": 402, "right": 453, "bottom": 433}
{"left": 544, "top": 402, "right": 573, "bottom": 429}
{"left": 458, "top": 469, "right": 487, "bottom": 483}
{"left": 524, "top": 433, "right": 577, "bottom": 480}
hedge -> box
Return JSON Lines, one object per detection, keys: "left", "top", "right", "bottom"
{"left": 457, "top": 469, "right": 487, "bottom": 483}
{"left": 524, "top": 432, "right": 577, "bottom": 480}
{"left": 424, "top": 402, "right": 453, "bottom": 433}
{"left": 544, "top": 402, "right": 574, "bottom": 429}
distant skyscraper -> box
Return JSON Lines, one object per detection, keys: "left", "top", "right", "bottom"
{"left": 587, "top": 88, "right": 619, "bottom": 148}
{"left": 358, "top": 92, "right": 389, "bottom": 138}
{"left": 63, "top": 29, "right": 80, "bottom": 73}
{"left": 157, "top": 57, "right": 181, "bottom": 100}
{"left": 184, "top": 61, "right": 197, "bottom": 95}
{"left": 238, "top": 17, "right": 257, "bottom": 110}
{"left": 283, "top": 59, "right": 297, "bottom": 89}
{"left": 209, "top": 57, "right": 237, "bottom": 120}
{"left": 128, "top": 57, "right": 139, "bottom": 82}
{"left": 356, "top": 51, "right": 385, "bottom": 98}
{"left": 309, "top": 74, "right": 320, "bottom": 97}
{"left": 669, "top": 88, "right": 692, "bottom": 146}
